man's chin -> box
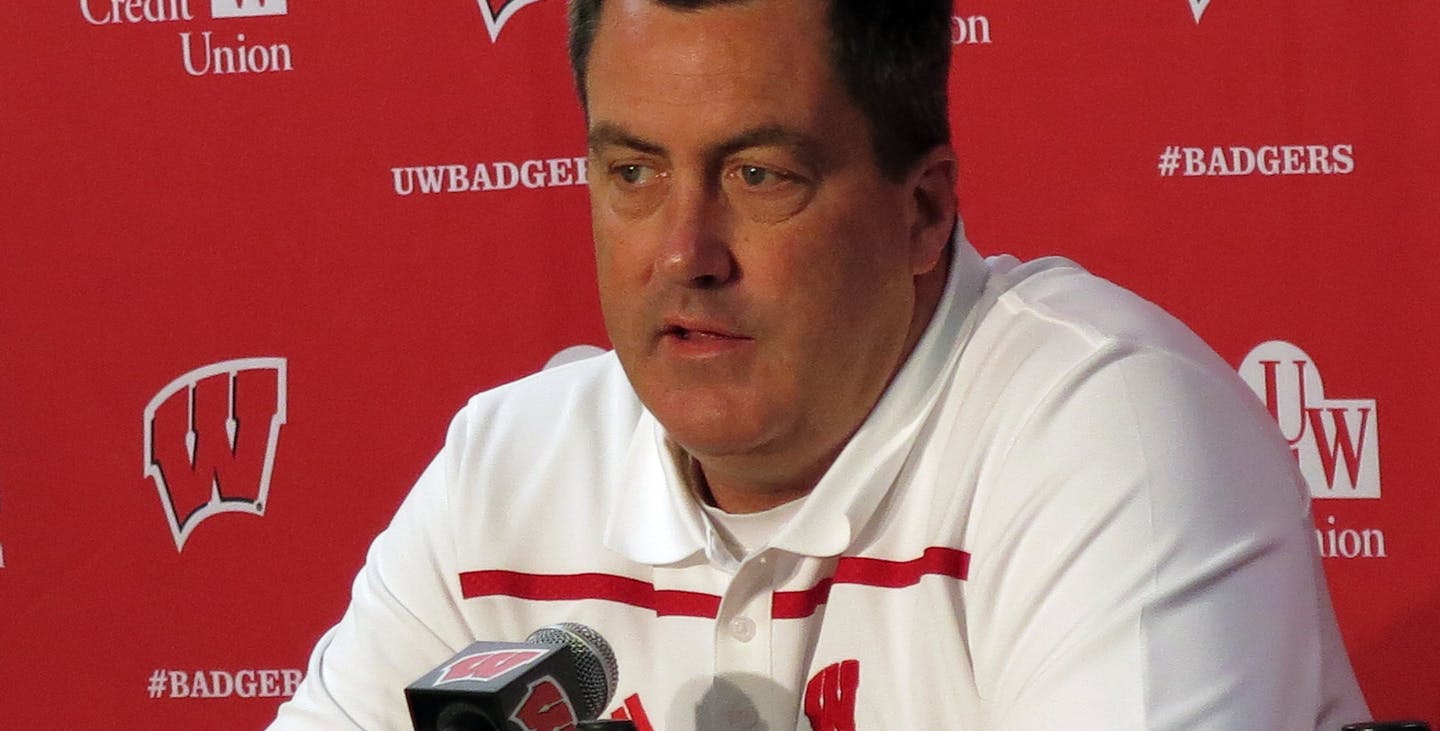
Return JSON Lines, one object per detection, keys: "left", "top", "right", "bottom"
{"left": 663, "top": 423, "right": 769, "bottom": 463}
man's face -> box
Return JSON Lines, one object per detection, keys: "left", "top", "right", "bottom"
{"left": 585, "top": 0, "right": 947, "bottom": 496}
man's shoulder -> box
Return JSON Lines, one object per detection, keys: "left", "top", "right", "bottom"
{"left": 449, "top": 348, "right": 643, "bottom": 447}
{"left": 935, "top": 253, "right": 1259, "bottom": 452}
{"left": 421, "top": 348, "right": 646, "bottom": 519}
{"left": 972, "top": 254, "right": 1230, "bottom": 376}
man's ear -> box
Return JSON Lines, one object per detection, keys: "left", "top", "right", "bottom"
{"left": 905, "top": 145, "right": 958, "bottom": 276}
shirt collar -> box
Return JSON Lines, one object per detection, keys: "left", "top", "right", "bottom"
{"left": 605, "top": 223, "right": 990, "bottom": 565}
{"left": 604, "top": 409, "right": 711, "bottom": 565}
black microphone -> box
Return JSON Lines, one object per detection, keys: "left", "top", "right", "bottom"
{"left": 405, "top": 622, "right": 619, "bottom": 731}
{"left": 1342, "top": 723, "right": 1431, "bottom": 731}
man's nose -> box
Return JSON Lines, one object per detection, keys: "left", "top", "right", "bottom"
{"left": 654, "top": 183, "right": 736, "bottom": 288}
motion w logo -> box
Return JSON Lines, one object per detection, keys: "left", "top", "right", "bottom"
{"left": 211, "top": 0, "right": 288, "bottom": 19}
{"left": 143, "top": 358, "right": 287, "bottom": 551}
{"left": 805, "top": 660, "right": 860, "bottom": 731}
{"left": 1239, "top": 341, "right": 1380, "bottom": 499}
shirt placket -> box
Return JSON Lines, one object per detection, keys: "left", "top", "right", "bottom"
{"left": 711, "top": 550, "right": 777, "bottom": 727}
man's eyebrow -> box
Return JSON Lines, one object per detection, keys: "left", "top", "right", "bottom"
{"left": 587, "top": 123, "right": 665, "bottom": 156}
{"left": 709, "top": 124, "right": 821, "bottom": 162}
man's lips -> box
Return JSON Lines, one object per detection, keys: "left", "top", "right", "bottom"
{"left": 659, "top": 319, "right": 751, "bottom": 342}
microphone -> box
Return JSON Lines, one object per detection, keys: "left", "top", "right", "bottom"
{"left": 405, "top": 622, "right": 620, "bottom": 731}
{"left": 1342, "top": 724, "right": 1431, "bottom": 730}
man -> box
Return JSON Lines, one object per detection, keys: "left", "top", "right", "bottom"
{"left": 272, "top": 1, "right": 1369, "bottom": 728}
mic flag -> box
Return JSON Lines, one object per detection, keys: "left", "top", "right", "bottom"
{"left": 406, "top": 623, "right": 619, "bottom": 731}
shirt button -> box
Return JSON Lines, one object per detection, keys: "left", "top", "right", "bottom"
{"left": 728, "top": 616, "right": 756, "bottom": 642}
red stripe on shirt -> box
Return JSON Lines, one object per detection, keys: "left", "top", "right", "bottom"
{"left": 459, "top": 547, "right": 967, "bottom": 621}
{"left": 773, "top": 547, "right": 970, "bottom": 619}
{"left": 458, "top": 570, "right": 722, "bottom": 618}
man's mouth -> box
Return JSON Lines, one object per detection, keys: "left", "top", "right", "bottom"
{"left": 660, "top": 321, "right": 749, "bottom": 343}
{"left": 664, "top": 325, "right": 715, "bottom": 340}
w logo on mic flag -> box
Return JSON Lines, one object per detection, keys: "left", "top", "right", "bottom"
{"left": 143, "top": 358, "right": 287, "bottom": 551}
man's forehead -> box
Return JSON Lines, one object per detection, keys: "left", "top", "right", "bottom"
{"left": 582, "top": 0, "right": 863, "bottom": 167}
{"left": 600, "top": 0, "right": 825, "bottom": 24}
{"left": 590, "top": 0, "right": 831, "bottom": 65}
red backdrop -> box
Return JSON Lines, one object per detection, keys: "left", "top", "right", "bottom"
{"left": 3, "top": 1, "right": 1436, "bottom": 726}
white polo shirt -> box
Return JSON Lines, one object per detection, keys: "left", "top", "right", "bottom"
{"left": 272, "top": 232, "right": 1368, "bottom": 730}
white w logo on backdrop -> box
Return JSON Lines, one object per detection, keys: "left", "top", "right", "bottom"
{"left": 477, "top": 0, "right": 544, "bottom": 42}
{"left": 1189, "top": 0, "right": 1213, "bottom": 23}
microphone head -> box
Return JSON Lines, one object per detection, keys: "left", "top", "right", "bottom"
{"left": 526, "top": 622, "right": 619, "bottom": 720}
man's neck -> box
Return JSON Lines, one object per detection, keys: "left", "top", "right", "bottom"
{"left": 694, "top": 451, "right": 834, "bottom": 514}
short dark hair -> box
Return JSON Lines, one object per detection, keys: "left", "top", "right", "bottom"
{"left": 567, "top": 0, "right": 953, "bottom": 179}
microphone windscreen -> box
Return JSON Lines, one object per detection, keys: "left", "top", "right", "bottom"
{"left": 526, "top": 622, "right": 619, "bottom": 720}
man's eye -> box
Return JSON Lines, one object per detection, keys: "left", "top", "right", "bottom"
{"left": 615, "top": 164, "right": 656, "bottom": 185}
{"left": 737, "top": 165, "right": 779, "bottom": 187}
{"left": 724, "top": 163, "right": 813, "bottom": 222}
